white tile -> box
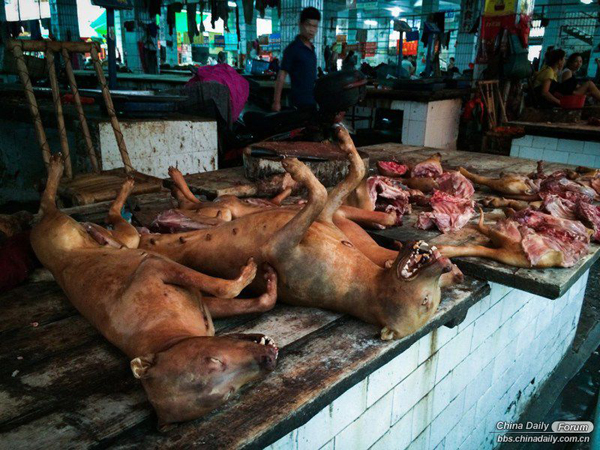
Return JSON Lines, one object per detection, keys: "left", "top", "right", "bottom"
{"left": 594, "top": 155, "right": 600, "bottom": 169}
{"left": 558, "top": 139, "right": 585, "bottom": 153}
{"left": 470, "top": 301, "right": 502, "bottom": 351}
{"left": 511, "top": 146, "right": 521, "bottom": 157}
{"left": 391, "top": 358, "right": 438, "bottom": 423}
{"left": 542, "top": 149, "right": 569, "bottom": 164}
{"left": 513, "top": 135, "right": 533, "bottom": 146}
{"left": 407, "top": 427, "right": 431, "bottom": 450}
{"left": 367, "top": 342, "right": 419, "bottom": 407}
{"left": 432, "top": 373, "right": 453, "bottom": 419}
{"left": 519, "top": 147, "right": 539, "bottom": 160}
{"left": 436, "top": 324, "right": 474, "bottom": 383}
{"left": 444, "top": 403, "right": 476, "bottom": 450}
{"left": 531, "top": 136, "right": 558, "bottom": 150}
{"left": 334, "top": 390, "right": 393, "bottom": 450}
{"left": 567, "top": 152, "right": 594, "bottom": 167}
{"left": 464, "top": 361, "right": 494, "bottom": 412}
{"left": 583, "top": 141, "right": 600, "bottom": 155}
{"left": 429, "top": 391, "right": 466, "bottom": 448}
{"left": 377, "top": 409, "right": 414, "bottom": 450}
{"left": 296, "top": 407, "right": 334, "bottom": 450}
{"left": 319, "top": 440, "right": 334, "bottom": 450}
{"left": 330, "top": 379, "right": 368, "bottom": 437}
{"left": 270, "top": 430, "right": 298, "bottom": 450}
{"left": 411, "top": 392, "right": 434, "bottom": 438}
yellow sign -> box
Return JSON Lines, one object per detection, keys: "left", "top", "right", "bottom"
{"left": 484, "top": 0, "right": 516, "bottom": 16}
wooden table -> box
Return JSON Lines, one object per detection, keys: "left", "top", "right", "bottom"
{"left": 507, "top": 120, "right": 600, "bottom": 142}
{"left": 0, "top": 261, "right": 487, "bottom": 449}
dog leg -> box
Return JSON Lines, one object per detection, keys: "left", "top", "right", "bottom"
{"left": 319, "top": 126, "right": 365, "bottom": 223}
{"left": 39, "top": 153, "right": 64, "bottom": 215}
{"left": 171, "top": 185, "right": 200, "bottom": 210}
{"left": 337, "top": 205, "right": 397, "bottom": 228}
{"left": 168, "top": 166, "right": 201, "bottom": 205}
{"left": 270, "top": 188, "right": 293, "bottom": 206}
{"left": 202, "top": 266, "right": 277, "bottom": 318}
{"left": 106, "top": 177, "right": 140, "bottom": 249}
{"left": 268, "top": 158, "right": 328, "bottom": 256}
{"left": 154, "top": 256, "right": 258, "bottom": 299}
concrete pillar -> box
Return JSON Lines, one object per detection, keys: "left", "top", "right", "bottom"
{"left": 49, "top": 0, "right": 80, "bottom": 40}
{"left": 454, "top": 32, "right": 476, "bottom": 71}
{"left": 588, "top": 22, "right": 600, "bottom": 79}
{"left": 416, "top": 0, "right": 440, "bottom": 74}
{"left": 118, "top": 0, "right": 156, "bottom": 73}
{"left": 539, "top": 0, "right": 563, "bottom": 64}
{"left": 159, "top": 5, "right": 178, "bottom": 66}
{"left": 280, "top": 0, "right": 324, "bottom": 67}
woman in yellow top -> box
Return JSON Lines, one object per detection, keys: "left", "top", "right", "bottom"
{"left": 534, "top": 49, "right": 600, "bottom": 107}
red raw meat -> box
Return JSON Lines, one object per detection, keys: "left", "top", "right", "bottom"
{"left": 436, "top": 171, "right": 475, "bottom": 199}
{"left": 539, "top": 172, "right": 596, "bottom": 203}
{"left": 367, "top": 176, "right": 412, "bottom": 225}
{"left": 411, "top": 158, "right": 443, "bottom": 178}
{"left": 575, "top": 201, "right": 600, "bottom": 242}
{"left": 416, "top": 190, "right": 475, "bottom": 233}
{"left": 540, "top": 194, "right": 577, "bottom": 220}
{"left": 513, "top": 209, "right": 590, "bottom": 267}
{"left": 377, "top": 161, "right": 409, "bottom": 177}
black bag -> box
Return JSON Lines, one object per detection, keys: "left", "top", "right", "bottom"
{"left": 503, "top": 33, "right": 532, "bottom": 80}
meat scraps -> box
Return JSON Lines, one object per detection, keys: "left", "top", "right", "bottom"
{"left": 367, "top": 176, "right": 413, "bottom": 225}
{"left": 416, "top": 190, "right": 475, "bottom": 233}
{"left": 435, "top": 171, "right": 475, "bottom": 199}
{"left": 513, "top": 209, "right": 590, "bottom": 267}
{"left": 411, "top": 155, "right": 443, "bottom": 178}
{"left": 539, "top": 172, "right": 596, "bottom": 203}
{"left": 376, "top": 161, "right": 409, "bottom": 177}
{"left": 540, "top": 195, "right": 600, "bottom": 243}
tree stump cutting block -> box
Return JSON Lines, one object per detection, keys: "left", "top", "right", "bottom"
{"left": 243, "top": 141, "right": 370, "bottom": 187}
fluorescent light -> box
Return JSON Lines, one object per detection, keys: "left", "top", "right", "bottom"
{"left": 390, "top": 7, "right": 402, "bottom": 17}
{"left": 364, "top": 19, "right": 378, "bottom": 26}
{"left": 580, "top": 0, "right": 593, "bottom": 3}
{"left": 228, "top": 1, "right": 237, "bottom": 6}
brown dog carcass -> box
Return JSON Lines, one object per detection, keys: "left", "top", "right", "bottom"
{"left": 30, "top": 155, "right": 279, "bottom": 429}
{"left": 459, "top": 167, "right": 539, "bottom": 198}
{"left": 139, "top": 128, "right": 463, "bottom": 340}
{"left": 438, "top": 208, "right": 591, "bottom": 268}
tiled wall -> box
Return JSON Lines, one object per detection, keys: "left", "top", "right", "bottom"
{"left": 99, "top": 120, "right": 218, "bottom": 178}
{"left": 511, "top": 135, "right": 600, "bottom": 168}
{"left": 390, "top": 99, "right": 462, "bottom": 149}
{"left": 265, "top": 274, "right": 589, "bottom": 450}
{"left": 49, "top": 0, "right": 80, "bottom": 41}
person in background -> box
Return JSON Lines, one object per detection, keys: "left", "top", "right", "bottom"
{"left": 534, "top": 49, "right": 600, "bottom": 107}
{"left": 401, "top": 55, "right": 415, "bottom": 77}
{"left": 272, "top": 7, "right": 320, "bottom": 112}
{"left": 342, "top": 50, "right": 358, "bottom": 71}
{"left": 217, "top": 51, "right": 227, "bottom": 65}
{"left": 447, "top": 57, "right": 460, "bottom": 74}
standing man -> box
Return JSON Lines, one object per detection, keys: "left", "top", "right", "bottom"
{"left": 272, "top": 7, "right": 321, "bottom": 111}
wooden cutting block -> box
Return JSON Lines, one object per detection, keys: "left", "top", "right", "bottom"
{"left": 243, "top": 141, "right": 370, "bottom": 187}
{"left": 57, "top": 169, "right": 164, "bottom": 206}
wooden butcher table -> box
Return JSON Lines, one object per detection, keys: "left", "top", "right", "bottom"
{"left": 0, "top": 144, "right": 596, "bottom": 448}
{"left": 0, "top": 193, "right": 488, "bottom": 448}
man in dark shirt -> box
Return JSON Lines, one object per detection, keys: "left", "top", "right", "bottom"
{"left": 272, "top": 7, "right": 320, "bottom": 111}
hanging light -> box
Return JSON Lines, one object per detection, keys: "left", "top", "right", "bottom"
{"left": 390, "top": 7, "right": 402, "bottom": 17}
{"left": 228, "top": 1, "right": 237, "bottom": 7}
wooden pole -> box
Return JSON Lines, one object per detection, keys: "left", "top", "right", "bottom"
{"left": 89, "top": 45, "right": 133, "bottom": 173}
{"left": 61, "top": 48, "right": 99, "bottom": 173}
{"left": 8, "top": 39, "right": 93, "bottom": 53}
{"left": 45, "top": 49, "right": 73, "bottom": 179}
{"left": 9, "top": 40, "right": 52, "bottom": 171}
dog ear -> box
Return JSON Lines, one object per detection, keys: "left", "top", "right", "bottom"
{"left": 131, "top": 354, "right": 155, "bottom": 379}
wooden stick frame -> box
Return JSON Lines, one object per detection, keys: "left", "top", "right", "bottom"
{"left": 6, "top": 39, "right": 133, "bottom": 178}
{"left": 478, "top": 80, "right": 508, "bottom": 130}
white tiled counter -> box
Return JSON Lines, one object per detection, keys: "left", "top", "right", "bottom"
{"left": 511, "top": 135, "right": 600, "bottom": 168}
{"left": 266, "top": 275, "right": 589, "bottom": 450}
{"left": 359, "top": 88, "right": 468, "bottom": 150}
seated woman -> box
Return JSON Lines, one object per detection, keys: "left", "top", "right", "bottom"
{"left": 535, "top": 49, "right": 600, "bottom": 107}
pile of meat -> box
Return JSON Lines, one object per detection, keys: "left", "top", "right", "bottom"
{"left": 538, "top": 171, "right": 600, "bottom": 242}
{"left": 510, "top": 209, "right": 591, "bottom": 267}
{"left": 375, "top": 154, "right": 476, "bottom": 233}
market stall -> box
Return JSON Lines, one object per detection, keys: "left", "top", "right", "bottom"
{"left": 1, "top": 143, "right": 596, "bottom": 449}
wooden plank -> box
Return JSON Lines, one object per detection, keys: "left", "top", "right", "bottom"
{"left": 175, "top": 167, "right": 259, "bottom": 199}
{"left": 105, "top": 278, "right": 488, "bottom": 449}
{"left": 0, "top": 296, "right": 341, "bottom": 442}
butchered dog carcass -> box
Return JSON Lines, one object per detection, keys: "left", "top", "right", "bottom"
{"left": 30, "top": 155, "right": 279, "bottom": 430}
{"left": 139, "top": 127, "right": 463, "bottom": 341}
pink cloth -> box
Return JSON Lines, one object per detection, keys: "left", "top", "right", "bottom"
{"left": 186, "top": 64, "right": 249, "bottom": 121}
